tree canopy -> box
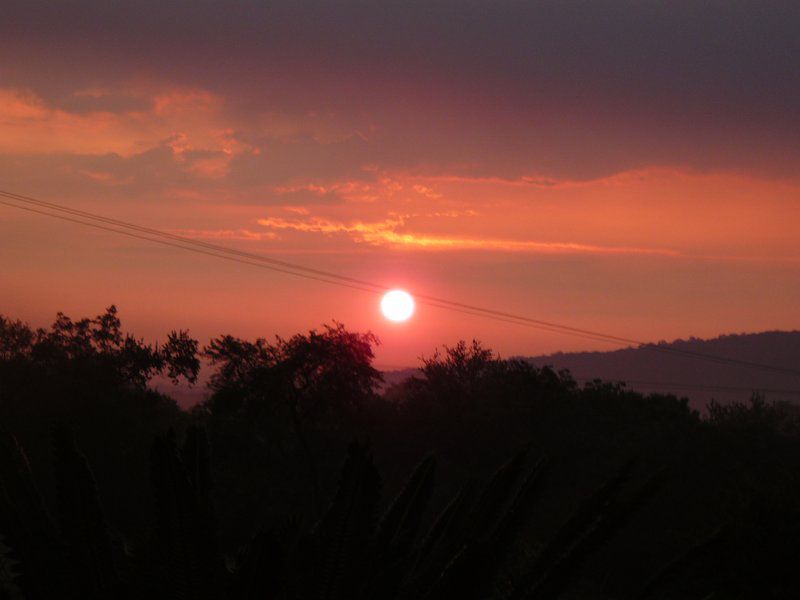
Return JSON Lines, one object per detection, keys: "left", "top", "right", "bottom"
{"left": 203, "top": 322, "right": 381, "bottom": 420}
{"left": 0, "top": 305, "right": 199, "bottom": 389}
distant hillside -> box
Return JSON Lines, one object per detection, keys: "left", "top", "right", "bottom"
{"left": 383, "top": 331, "right": 800, "bottom": 410}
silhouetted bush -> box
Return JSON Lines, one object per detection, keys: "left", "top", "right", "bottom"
{"left": 1, "top": 308, "right": 800, "bottom": 599}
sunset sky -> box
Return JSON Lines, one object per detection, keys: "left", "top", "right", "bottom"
{"left": 2, "top": 1, "right": 799, "bottom": 368}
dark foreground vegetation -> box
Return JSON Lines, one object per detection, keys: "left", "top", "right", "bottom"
{"left": 1, "top": 307, "right": 800, "bottom": 599}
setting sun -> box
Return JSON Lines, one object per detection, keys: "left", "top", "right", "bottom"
{"left": 381, "top": 289, "right": 415, "bottom": 322}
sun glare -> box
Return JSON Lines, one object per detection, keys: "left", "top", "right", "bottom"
{"left": 381, "top": 289, "right": 415, "bottom": 322}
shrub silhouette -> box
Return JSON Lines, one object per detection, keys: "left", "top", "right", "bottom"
{"left": 0, "top": 429, "right": 666, "bottom": 599}
{"left": 51, "top": 423, "right": 121, "bottom": 599}
{"left": 203, "top": 323, "right": 381, "bottom": 517}
{"left": 1, "top": 309, "right": 800, "bottom": 599}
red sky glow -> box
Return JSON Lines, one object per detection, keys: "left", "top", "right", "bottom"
{"left": 2, "top": 1, "right": 798, "bottom": 369}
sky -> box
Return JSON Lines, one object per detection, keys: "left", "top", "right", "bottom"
{"left": 1, "top": 1, "right": 799, "bottom": 368}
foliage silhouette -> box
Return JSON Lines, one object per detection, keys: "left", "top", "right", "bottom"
{"left": 0, "top": 306, "right": 198, "bottom": 389}
{"left": 0, "top": 534, "right": 24, "bottom": 600}
{"left": 203, "top": 323, "right": 381, "bottom": 517}
{"left": 0, "top": 428, "right": 66, "bottom": 600}
{"left": 51, "top": 423, "right": 121, "bottom": 599}
{"left": 1, "top": 309, "right": 800, "bottom": 598}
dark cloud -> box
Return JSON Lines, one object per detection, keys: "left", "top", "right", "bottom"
{"left": 55, "top": 91, "right": 153, "bottom": 115}
{"left": 2, "top": 1, "right": 798, "bottom": 180}
{"left": 227, "top": 133, "right": 375, "bottom": 187}
{"left": 0, "top": 136, "right": 364, "bottom": 206}
{"left": 0, "top": 148, "right": 195, "bottom": 201}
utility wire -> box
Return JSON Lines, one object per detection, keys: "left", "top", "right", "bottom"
{"left": 0, "top": 191, "right": 691, "bottom": 351}
{"left": 2, "top": 189, "right": 800, "bottom": 377}
{"left": 0, "top": 197, "right": 632, "bottom": 348}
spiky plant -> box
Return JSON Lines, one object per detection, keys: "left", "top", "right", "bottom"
{"left": 307, "top": 441, "right": 381, "bottom": 600}
{"left": 0, "top": 427, "right": 67, "bottom": 600}
{"left": 0, "top": 535, "right": 24, "bottom": 600}
{"left": 364, "top": 455, "right": 436, "bottom": 597}
{"left": 231, "top": 518, "right": 303, "bottom": 600}
{"left": 148, "top": 430, "right": 221, "bottom": 600}
{"left": 181, "top": 425, "right": 223, "bottom": 592}
{"left": 52, "top": 423, "right": 122, "bottom": 599}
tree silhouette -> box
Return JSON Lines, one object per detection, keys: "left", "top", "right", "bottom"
{"left": 0, "top": 306, "right": 198, "bottom": 389}
{"left": 203, "top": 322, "right": 381, "bottom": 515}
{"left": 1, "top": 309, "right": 800, "bottom": 598}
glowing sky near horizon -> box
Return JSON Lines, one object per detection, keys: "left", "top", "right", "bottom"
{"left": 1, "top": 1, "right": 799, "bottom": 368}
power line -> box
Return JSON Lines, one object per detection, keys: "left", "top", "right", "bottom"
{"left": 1, "top": 190, "right": 389, "bottom": 291}
{"left": 0, "top": 197, "right": 623, "bottom": 348}
{"left": 0, "top": 198, "right": 382, "bottom": 295}
{"left": 2, "top": 189, "right": 799, "bottom": 378}
{"left": 3, "top": 189, "right": 796, "bottom": 376}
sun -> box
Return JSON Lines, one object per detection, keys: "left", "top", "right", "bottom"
{"left": 381, "top": 289, "right": 415, "bottom": 322}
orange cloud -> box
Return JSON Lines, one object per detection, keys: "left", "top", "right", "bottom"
{"left": 412, "top": 184, "right": 442, "bottom": 199}
{"left": 0, "top": 86, "right": 251, "bottom": 167}
{"left": 167, "top": 228, "right": 277, "bottom": 241}
{"left": 0, "top": 87, "right": 141, "bottom": 154}
{"left": 256, "top": 215, "right": 678, "bottom": 256}
{"left": 273, "top": 177, "right": 405, "bottom": 204}
{"left": 283, "top": 206, "right": 311, "bottom": 215}
{"left": 79, "top": 170, "right": 134, "bottom": 186}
